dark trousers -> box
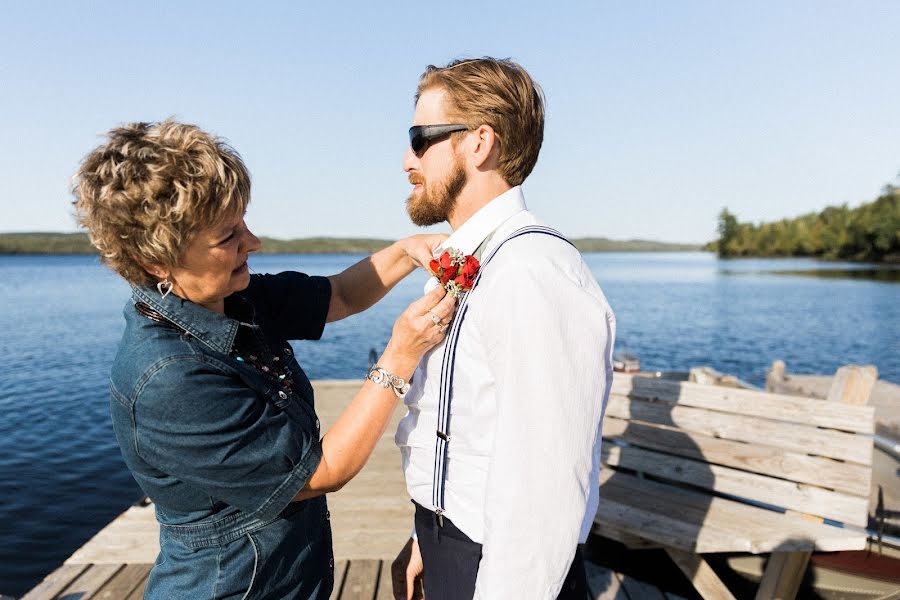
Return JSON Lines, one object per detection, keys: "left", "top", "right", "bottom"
{"left": 414, "top": 502, "right": 589, "bottom": 600}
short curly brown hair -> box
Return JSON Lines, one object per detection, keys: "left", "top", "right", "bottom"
{"left": 72, "top": 120, "right": 251, "bottom": 286}
{"left": 416, "top": 57, "right": 545, "bottom": 187}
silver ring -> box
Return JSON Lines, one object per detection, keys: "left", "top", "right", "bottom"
{"left": 429, "top": 312, "right": 442, "bottom": 327}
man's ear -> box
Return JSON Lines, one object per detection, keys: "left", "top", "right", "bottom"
{"left": 470, "top": 125, "right": 498, "bottom": 170}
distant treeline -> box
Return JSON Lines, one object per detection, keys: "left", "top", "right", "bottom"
{"left": 0, "top": 233, "right": 395, "bottom": 255}
{"left": 570, "top": 238, "right": 699, "bottom": 252}
{"left": 707, "top": 186, "right": 900, "bottom": 262}
{"left": 0, "top": 232, "right": 700, "bottom": 255}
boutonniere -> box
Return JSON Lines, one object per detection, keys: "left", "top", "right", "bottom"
{"left": 429, "top": 248, "right": 481, "bottom": 298}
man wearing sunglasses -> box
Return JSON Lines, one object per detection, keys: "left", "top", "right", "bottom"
{"left": 393, "top": 57, "right": 616, "bottom": 600}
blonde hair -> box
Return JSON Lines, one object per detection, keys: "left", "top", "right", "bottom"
{"left": 72, "top": 120, "right": 251, "bottom": 286}
{"left": 416, "top": 57, "right": 545, "bottom": 186}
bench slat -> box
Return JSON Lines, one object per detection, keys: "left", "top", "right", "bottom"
{"left": 595, "top": 470, "right": 868, "bottom": 553}
{"left": 612, "top": 374, "right": 875, "bottom": 434}
{"left": 602, "top": 418, "right": 872, "bottom": 496}
{"left": 597, "top": 496, "right": 752, "bottom": 553}
{"left": 605, "top": 395, "right": 873, "bottom": 465}
{"left": 601, "top": 442, "right": 869, "bottom": 526}
{"left": 599, "top": 469, "right": 796, "bottom": 545}
{"left": 599, "top": 470, "right": 793, "bottom": 552}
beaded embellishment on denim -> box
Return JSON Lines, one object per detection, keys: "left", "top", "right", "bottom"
{"left": 232, "top": 326, "right": 295, "bottom": 393}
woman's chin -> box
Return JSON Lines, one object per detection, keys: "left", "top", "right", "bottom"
{"left": 232, "top": 268, "right": 252, "bottom": 290}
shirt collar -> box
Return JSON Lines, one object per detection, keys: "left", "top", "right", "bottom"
{"left": 440, "top": 186, "right": 527, "bottom": 255}
{"left": 131, "top": 284, "right": 244, "bottom": 354}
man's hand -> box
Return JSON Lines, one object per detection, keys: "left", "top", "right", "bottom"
{"left": 391, "top": 536, "right": 425, "bottom": 600}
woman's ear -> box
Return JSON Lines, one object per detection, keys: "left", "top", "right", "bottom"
{"left": 141, "top": 262, "right": 169, "bottom": 281}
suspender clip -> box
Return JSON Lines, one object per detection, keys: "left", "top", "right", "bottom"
{"left": 436, "top": 430, "right": 450, "bottom": 442}
{"left": 434, "top": 507, "right": 445, "bottom": 528}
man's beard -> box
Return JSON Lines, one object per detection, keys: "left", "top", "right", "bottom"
{"left": 406, "top": 156, "right": 467, "bottom": 227}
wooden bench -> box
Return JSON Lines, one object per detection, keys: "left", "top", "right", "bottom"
{"left": 593, "top": 371, "right": 876, "bottom": 600}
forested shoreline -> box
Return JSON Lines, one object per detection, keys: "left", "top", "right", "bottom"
{"left": 0, "top": 232, "right": 699, "bottom": 255}
{"left": 708, "top": 186, "right": 900, "bottom": 263}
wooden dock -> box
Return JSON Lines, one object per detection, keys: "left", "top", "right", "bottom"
{"left": 19, "top": 380, "right": 682, "bottom": 600}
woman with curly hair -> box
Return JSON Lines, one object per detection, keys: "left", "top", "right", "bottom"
{"left": 73, "top": 119, "right": 455, "bottom": 599}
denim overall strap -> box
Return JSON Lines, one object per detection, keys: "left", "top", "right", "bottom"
{"left": 431, "top": 225, "right": 575, "bottom": 525}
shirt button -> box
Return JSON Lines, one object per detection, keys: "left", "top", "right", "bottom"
{"left": 278, "top": 390, "right": 288, "bottom": 400}
{"left": 284, "top": 346, "right": 293, "bottom": 356}
{"left": 325, "top": 510, "right": 330, "bottom": 521}
{"left": 315, "top": 419, "right": 320, "bottom": 430}
{"left": 329, "top": 558, "right": 334, "bottom": 570}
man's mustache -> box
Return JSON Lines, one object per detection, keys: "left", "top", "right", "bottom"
{"left": 408, "top": 174, "right": 425, "bottom": 186}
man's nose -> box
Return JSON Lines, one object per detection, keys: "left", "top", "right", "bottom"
{"left": 402, "top": 146, "right": 418, "bottom": 173}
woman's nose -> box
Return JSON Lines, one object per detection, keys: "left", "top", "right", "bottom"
{"left": 241, "top": 224, "right": 262, "bottom": 253}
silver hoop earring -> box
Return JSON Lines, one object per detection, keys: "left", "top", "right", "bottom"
{"left": 157, "top": 279, "right": 173, "bottom": 299}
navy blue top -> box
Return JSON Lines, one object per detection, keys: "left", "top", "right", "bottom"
{"left": 109, "top": 272, "right": 337, "bottom": 598}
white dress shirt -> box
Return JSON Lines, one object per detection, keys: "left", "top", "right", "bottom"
{"left": 395, "top": 186, "right": 616, "bottom": 599}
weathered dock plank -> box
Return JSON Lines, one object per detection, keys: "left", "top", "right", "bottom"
{"left": 91, "top": 564, "right": 152, "bottom": 599}
{"left": 585, "top": 560, "right": 628, "bottom": 599}
{"left": 19, "top": 564, "right": 89, "bottom": 600}
{"left": 376, "top": 560, "right": 396, "bottom": 600}
{"left": 330, "top": 560, "right": 348, "bottom": 600}
{"left": 619, "top": 574, "right": 668, "bottom": 600}
{"left": 340, "top": 560, "right": 381, "bottom": 599}
{"left": 53, "top": 563, "right": 121, "bottom": 599}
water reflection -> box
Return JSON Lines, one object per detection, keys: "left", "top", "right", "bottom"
{"left": 716, "top": 256, "right": 900, "bottom": 283}
{"left": 769, "top": 268, "right": 900, "bottom": 283}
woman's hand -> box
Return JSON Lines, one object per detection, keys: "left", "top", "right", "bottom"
{"left": 381, "top": 284, "right": 457, "bottom": 374}
{"left": 294, "top": 279, "right": 457, "bottom": 503}
{"left": 325, "top": 233, "right": 450, "bottom": 323}
{"left": 399, "top": 234, "right": 450, "bottom": 270}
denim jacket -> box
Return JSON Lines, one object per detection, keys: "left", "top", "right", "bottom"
{"left": 109, "top": 272, "right": 335, "bottom": 599}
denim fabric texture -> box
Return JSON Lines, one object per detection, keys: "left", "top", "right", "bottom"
{"left": 109, "top": 272, "right": 335, "bottom": 599}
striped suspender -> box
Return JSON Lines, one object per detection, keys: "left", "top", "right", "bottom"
{"left": 431, "top": 225, "right": 575, "bottom": 526}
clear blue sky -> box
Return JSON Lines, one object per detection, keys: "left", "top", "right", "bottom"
{"left": 1, "top": 1, "right": 898, "bottom": 244}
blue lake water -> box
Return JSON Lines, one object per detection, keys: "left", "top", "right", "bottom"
{"left": 0, "top": 252, "right": 898, "bottom": 595}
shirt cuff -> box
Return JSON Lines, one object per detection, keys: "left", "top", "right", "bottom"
{"left": 252, "top": 437, "right": 323, "bottom": 521}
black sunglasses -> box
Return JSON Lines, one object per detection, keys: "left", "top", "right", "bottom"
{"left": 409, "top": 124, "right": 468, "bottom": 156}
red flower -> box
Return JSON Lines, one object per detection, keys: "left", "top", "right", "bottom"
{"left": 461, "top": 256, "right": 480, "bottom": 278}
{"left": 440, "top": 268, "right": 455, "bottom": 285}
{"left": 428, "top": 248, "right": 481, "bottom": 297}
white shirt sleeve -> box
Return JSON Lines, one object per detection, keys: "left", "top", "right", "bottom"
{"left": 472, "top": 245, "right": 614, "bottom": 599}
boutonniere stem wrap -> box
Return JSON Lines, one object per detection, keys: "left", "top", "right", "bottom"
{"left": 428, "top": 248, "right": 481, "bottom": 298}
